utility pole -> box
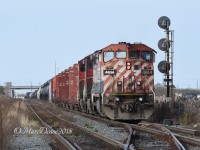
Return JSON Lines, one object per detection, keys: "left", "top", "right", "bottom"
{"left": 55, "top": 61, "right": 57, "bottom": 76}
{"left": 30, "top": 81, "right": 32, "bottom": 92}
{"left": 57, "top": 68, "right": 60, "bottom": 74}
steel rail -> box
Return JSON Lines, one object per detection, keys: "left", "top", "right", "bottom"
{"left": 175, "top": 134, "right": 200, "bottom": 147}
{"left": 123, "top": 123, "right": 134, "bottom": 150}
{"left": 159, "top": 126, "right": 186, "bottom": 150}
{"left": 140, "top": 122, "right": 200, "bottom": 146}
{"left": 162, "top": 125, "right": 200, "bottom": 136}
{"left": 28, "top": 103, "right": 77, "bottom": 150}
{"left": 132, "top": 123, "right": 186, "bottom": 150}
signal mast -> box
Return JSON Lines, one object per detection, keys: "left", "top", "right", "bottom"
{"left": 158, "top": 16, "right": 174, "bottom": 102}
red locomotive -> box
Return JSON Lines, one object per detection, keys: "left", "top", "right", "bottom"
{"left": 40, "top": 42, "right": 156, "bottom": 120}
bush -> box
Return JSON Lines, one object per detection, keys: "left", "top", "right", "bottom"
{"left": 0, "top": 86, "right": 4, "bottom": 95}
{"left": 179, "top": 100, "right": 200, "bottom": 127}
{"left": 150, "top": 102, "right": 172, "bottom": 123}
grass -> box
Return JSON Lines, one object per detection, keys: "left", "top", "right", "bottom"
{"left": 0, "top": 96, "right": 40, "bottom": 149}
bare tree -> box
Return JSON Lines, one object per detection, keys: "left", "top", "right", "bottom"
{"left": 0, "top": 104, "right": 3, "bottom": 150}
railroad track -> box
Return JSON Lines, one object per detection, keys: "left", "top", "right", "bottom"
{"left": 32, "top": 100, "right": 200, "bottom": 149}
{"left": 35, "top": 101, "right": 173, "bottom": 149}
{"left": 161, "top": 125, "right": 200, "bottom": 137}
{"left": 137, "top": 122, "right": 200, "bottom": 149}
{"left": 28, "top": 101, "right": 130, "bottom": 150}
{"left": 27, "top": 102, "right": 76, "bottom": 150}
{"left": 56, "top": 105, "right": 186, "bottom": 149}
{"left": 139, "top": 122, "right": 186, "bottom": 150}
{"left": 160, "top": 124, "right": 200, "bottom": 147}
{"left": 34, "top": 100, "right": 134, "bottom": 149}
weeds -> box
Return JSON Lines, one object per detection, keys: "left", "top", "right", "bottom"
{"left": 94, "top": 128, "right": 98, "bottom": 132}
{"left": 0, "top": 96, "right": 39, "bottom": 149}
{"left": 84, "top": 123, "right": 93, "bottom": 129}
{"left": 70, "top": 129, "right": 79, "bottom": 137}
{"left": 179, "top": 100, "right": 200, "bottom": 128}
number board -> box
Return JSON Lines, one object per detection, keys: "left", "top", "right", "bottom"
{"left": 142, "top": 70, "right": 154, "bottom": 75}
{"left": 104, "top": 70, "right": 116, "bottom": 75}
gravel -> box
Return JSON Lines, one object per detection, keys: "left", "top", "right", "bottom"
{"left": 60, "top": 111, "right": 129, "bottom": 143}
{"left": 9, "top": 134, "right": 56, "bottom": 150}
{"left": 35, "top": 100, "right": 129, "bottom": 144}
{"left": 133, "top": 133, "right": 171, "bottom": 150}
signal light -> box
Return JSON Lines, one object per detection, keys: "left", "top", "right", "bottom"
{"left": 126, "top": 61, "right": 131, "bottom": 70}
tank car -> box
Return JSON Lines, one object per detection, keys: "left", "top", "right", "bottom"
{"left": 37, "top": 87, "right": 41, "bottom": 100}
{"left": 29, "top": 90, "right": 38, "bottom": 99}
{"left": 40, "top": 80, "right": 51, "bottom": 101}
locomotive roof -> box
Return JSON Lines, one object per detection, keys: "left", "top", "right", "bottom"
{"left": 78, "top": 53, "right": 93, "bottom": 62}
{"left": 102, "top": 42, "right": 157, "bottom": 53}
{"left": 77, "top": 42, "right": 156, "bottom": 63}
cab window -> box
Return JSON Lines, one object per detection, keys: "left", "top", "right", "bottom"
{"left": 130, "top": 51, "right": 140, "bottom": 59}
{"left": 104, "top": 51, "right": 114, "bottom": 62}
{"left": 116, "top": 51, "right": 126, "bottom": 58}
{"left": 141, "top": 51, "right": 152, "bottom": 62}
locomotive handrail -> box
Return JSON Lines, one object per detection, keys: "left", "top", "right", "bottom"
{"left": 149, "top": 85, "right": 155, "bottom": 103}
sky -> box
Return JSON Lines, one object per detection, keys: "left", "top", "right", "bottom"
{"left": 0, "top": 0, "right": 200, "bottom": 93}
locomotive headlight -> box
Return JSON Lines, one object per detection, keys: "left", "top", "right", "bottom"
{"left": 136, "top": 81, "right": 141, "bottom": 86}
{"left": 139, "top": 97, "right": 143, "bottom": 101}
{"left": 115, "top": 97, "right": 120, "bottom": 102}
{"left": 117, "top": 81, "right": 122, "bottom": 86}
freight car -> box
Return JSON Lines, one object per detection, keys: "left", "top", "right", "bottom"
{"left": 29, "top": 90, "right": 38, "bottom": 99}
{"left": 40, "top": 80, "right": 52, "bottom": 101}
{"left": 41, "top": 42, "right": 156, "bottom": 120}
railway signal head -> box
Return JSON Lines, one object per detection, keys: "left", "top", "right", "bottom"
{"left": 158, "top": 38, "right": 170, "bottom": 51}
{"left": 158, "top": 60, "right": 170, "bottom": 74}
{"left": 158, "top": 16, "right": 171, "bottom": 29}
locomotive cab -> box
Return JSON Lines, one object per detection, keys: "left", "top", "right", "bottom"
{"left": 92, "top": 42, "right": 156, "bottom": 120}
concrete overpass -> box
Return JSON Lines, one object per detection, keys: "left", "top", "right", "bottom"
{"left": 4, "top": 82, "right": 39, "bottom": 97}
{"left": 11, "top": 86, "right": 39, "bottom": 90}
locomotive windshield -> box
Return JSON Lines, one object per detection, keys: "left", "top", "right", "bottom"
{"left": 129, "top": 51, "right": 140, "bottom": 59}
{"left": 141, "top": 51, "right": 152, "bottom": 62}
{"left": 104, "top": 51, "right": 114, "bottom": 62}
{"left": 116, "top": 51, "right": 126, "bottom": 58}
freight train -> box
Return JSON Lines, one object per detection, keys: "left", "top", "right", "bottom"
{"left": 37, "top": 42, "right": 156, "bottom": 120}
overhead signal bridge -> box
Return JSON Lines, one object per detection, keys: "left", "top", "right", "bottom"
{"left": 11, "top": 86, "right": 39, "bottom": 90}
